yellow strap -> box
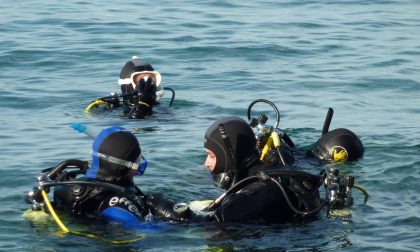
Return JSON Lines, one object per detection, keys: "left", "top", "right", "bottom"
{"left": 70, "top": 230, "right": 144, "bottom": 244}
{"left": 85, "top": 100, "right": 108, "bottom": 112}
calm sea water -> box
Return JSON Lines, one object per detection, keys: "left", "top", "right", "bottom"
{"left": 1, "top": 0, "right": 419, "bottom": 251}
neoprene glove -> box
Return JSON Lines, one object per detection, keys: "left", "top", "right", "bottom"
{"left": 138, "top": 78, "right": 157, "bottom": 98}
{"left": 145, "top": 194, "right": 191, "bottom": 221}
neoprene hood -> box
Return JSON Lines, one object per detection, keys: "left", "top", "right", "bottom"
{"left": 204, "top": 116, "right": 258, "bottom": 189}
{"left": 86, "top": 126, "right": 141, "bottom": 186}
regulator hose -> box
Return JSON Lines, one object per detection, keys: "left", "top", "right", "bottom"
{"left": 208, "top": 176, "right": 259, "bottom": 211}
{"left": 353, "top": 183, "right": 369, "bottom": 203}
{"left": 163, "top": 87, "right": 175, "bottom": 107}
{"left": 85, "top": 100, "right": 108, "bottom": 111}
{"left": 269, "top": 176, "right": 327, "bottom": 216}
{"left": 46, "top": 159, "right": 89, "bottom": 180}
{"left": 247, "top": 99, "right": 280, "bottom": 128}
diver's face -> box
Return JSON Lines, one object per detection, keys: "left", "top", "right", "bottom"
{"left": 132, "top": 73, "right": 157, "bottom": 86}
{"left": 204, "top": 149, "right": 217, "bottom": 171}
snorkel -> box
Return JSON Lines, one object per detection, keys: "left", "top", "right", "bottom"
{"left": 70, "top": 123, "right": 98, "bottom": 138}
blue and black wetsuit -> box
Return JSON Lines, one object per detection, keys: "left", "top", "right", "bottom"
{"left": 53, "top": 180, "right": 185, "bottom": 231}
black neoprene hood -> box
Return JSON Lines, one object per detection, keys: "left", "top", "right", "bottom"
{"left": 204, "top": 116, "right": 257, "bottom": 175}
{"left": 91, "top": 127, "right": 141, "bottom": 185}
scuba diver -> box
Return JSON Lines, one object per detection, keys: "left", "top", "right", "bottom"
{"left": 84, "top": 56, "right": 175, "bottom": 119}
{"left": 200, "top": 99, "right": 369, "bottom": 221}
{"left": 309, "top": 108, "right": 364, "bottom": 163}
{"left": 25, "top": 125, "right": 189, "bottom": 235}
{"left": 203, "top": 116, "right": 324, "bottom": 222}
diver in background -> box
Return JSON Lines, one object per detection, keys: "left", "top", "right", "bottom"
{"left": 309, "top": 108, "right": 364, "bottom": 163}
{"left": 26, "top": 126, "right": 187, "bottom": 230}
{"left": 310, "top": 128, "right": 364, "bottom": 163}
{"left": 85, "top": 56, "right": 175, "bottom": 119}
{"left": 118, "top": 56, "right": 165, "bottom": 118}
{"left": 203, "top": 116, "right": 323, "bottom": 223}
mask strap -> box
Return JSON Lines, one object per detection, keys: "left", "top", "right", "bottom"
{"left": 91, "top": 150, "right": 148, "bottom": 175}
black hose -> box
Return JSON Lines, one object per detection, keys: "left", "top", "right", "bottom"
{"left": 208, "top": 176, "right": 260, "bottom": 210}
{"left": 263, "top": 168, "right": 323, "bottom": 182}
{"left": 163, "top": 87, "right": 175, "bottom": 107}
{"left": 247, "top": 99, "right": 280, "bottom": 128}
{"left": 47, "top": 160, "right": 89, "bottom": 180}
{"left": 209, "top": 173, "right": 326, "bottom": 216}
{"left": 269, "top": 177, "right": 327, "bottom": 216}
{"left": 208, "top": 169, "right": 325, "bottom": 213}
{"left": 281, "top": 131, "right": 296, "bottom": 148}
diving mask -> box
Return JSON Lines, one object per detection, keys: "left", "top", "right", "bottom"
{"left": 91, "top": 150, "right": 148, "bottom": 176}
{"left": 131, "top": 71, "right": 160, "bottom": 87}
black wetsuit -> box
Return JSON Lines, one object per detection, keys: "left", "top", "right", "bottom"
{"left": 53, "top": 181, "right": 150, "bottom": 226}
{"left": 212, "top": 165, "right": 321, "bottom": 223}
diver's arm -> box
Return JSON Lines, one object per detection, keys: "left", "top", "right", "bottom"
{"left": 100, "top": 206, "right": 143, "bottom": 225}
{"left": 145, "top": 194, "right": 193, "bottom": 222}
{"left": 97, "top": 194, "right": 167, "bottom": 232}
{"left": 98, "top": 194, "right": 145, "bottom": 224}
